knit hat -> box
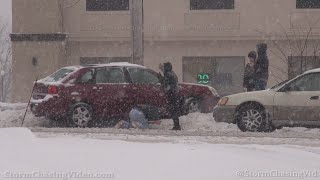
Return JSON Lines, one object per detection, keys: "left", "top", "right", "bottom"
{"left": 248, "top": 51, "right": 257, "bottom": 60}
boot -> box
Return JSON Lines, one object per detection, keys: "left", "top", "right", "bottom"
{"left": 170, "top": 126, "right": 181, "bottom": 130}
{"left": 170, "top": 123, "right": 181, "bottom": 130}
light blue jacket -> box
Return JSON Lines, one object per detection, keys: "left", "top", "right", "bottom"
{"left": 129, "top": 108, "right": 149, "bottom": 129}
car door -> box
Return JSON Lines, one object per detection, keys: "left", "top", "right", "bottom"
{"left": 93, "top": 67, "right": 132, "bottom": 118}
{"left": 125, "top": 67, "right": 168, "bottom": 115}
{"left": 273, "top": 72, "right": 320, "bottom": 123}
{"left": 68, "top": 68, "right": 106, "bottom": 116}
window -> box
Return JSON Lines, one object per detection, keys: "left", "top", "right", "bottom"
{"left": 214, "top": 73, "right": 233, "bottom": 85}
{"left": 190, "top": 0, "right": 234, "bottom": 10}
{"left": 79, "top": 70, "right": 95, "bottom": 84}
{"left": 45, "top": 68, "right": 75, "bottom": 82}
{"left": 86, "top": 0, "right": 129, "bottom": 11}
{"left": 96, "top": 68, "right": 126, "bottom": 84}
{"left": 128, "top": 68, "right": 160, "bottom": 84}
{"left": 285, "top": 73, "right": 320, "bottom": 91}
{"left": 183, "top": 56, "right": 244, "bottom": 96}
{"left": 297, "top": 0, "right": 320, "bottom": 9}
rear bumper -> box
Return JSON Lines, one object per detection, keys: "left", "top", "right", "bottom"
{"left": 213, "top": 105, "right": 236, "bottom": 123}
{"left": 30, "top": 96, "right": 68, "bottom": 118}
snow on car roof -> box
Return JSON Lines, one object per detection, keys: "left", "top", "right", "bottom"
{"left": 81, "top": 62, "right": 146, "bottom": 68}
{"left": 304, "top": 68, "right": 320, "bottom": 74}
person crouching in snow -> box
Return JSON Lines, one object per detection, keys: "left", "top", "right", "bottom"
{"left": 115, "top": 105, "right": 161, "bottom": 129}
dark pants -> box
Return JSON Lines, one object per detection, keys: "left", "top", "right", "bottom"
{"left": 255, "top": 80, "right": 267, "bottom": 91}
{"left": 167, "top": 91, "right": 180, "bottom": 127}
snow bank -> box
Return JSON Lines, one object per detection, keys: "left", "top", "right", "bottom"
{"left": 0, "top": 127, "right": 35, "bottom": 141}
{"left": 154, "top": 112, "right": 239, "bottom": 132}
{"left": 0, "top": 103, "right": 49, "bottom": 128}
{"left": 0, "top": 102, "right": 237, "bottom": 132}
{"left": 0, "top": 102, "right": 26, "bottom": 111}
{"left": 1, "top": 128, "right": 320, "bottom": 180}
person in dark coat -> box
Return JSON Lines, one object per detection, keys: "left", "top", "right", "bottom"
{"left": 159, "top": 62, "right": 181, "bottom": 130}
{"left": 243, "top": 51, "right": 257, "bottom": 92}
{"left": 255, "top": 43, "right": 269, "bottom": 90}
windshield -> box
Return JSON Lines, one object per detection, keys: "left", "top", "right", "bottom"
{"left": 44, "top": 68, "right": 75, "bottom": 82}
{"left": 270, "top": 79, "right": 289, "bottom": 90}
{"left": 270, "top": 75, "right": 299, "bottom": 90}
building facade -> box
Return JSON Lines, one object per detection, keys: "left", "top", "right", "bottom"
{"left": 11, "top": 0, "right": 320, "bottom": 102}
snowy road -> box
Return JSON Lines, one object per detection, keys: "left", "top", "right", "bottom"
{"left": 32, "top": 129, "right": 320, "bottom": 147}
{"left": 2, "top": 103, "right": 320, "bottom": 180}
{"left": 2, "top": 128, "right": 320, "bottom": 180}
{"left": 2, "top": 103, "right": 320, "bottom": 147}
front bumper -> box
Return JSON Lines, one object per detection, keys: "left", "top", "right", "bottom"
{"left": 213, "top": 105, "right": 237, "bottom": 123}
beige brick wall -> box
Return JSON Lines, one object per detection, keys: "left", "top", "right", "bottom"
{"left": 11, "top": 42, "right": 65, "bottom": 102}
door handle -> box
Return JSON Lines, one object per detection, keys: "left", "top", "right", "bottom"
{"left": 310, "top": 96, "right": 319, "bottom": 100}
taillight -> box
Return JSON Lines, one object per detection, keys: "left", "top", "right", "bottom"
{"left": 48, "top": 85, "right": 58, "bottom": 95}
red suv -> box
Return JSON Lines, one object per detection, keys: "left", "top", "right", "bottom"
{"left": 30, "top": 63, "right": 219, "bottom": 127}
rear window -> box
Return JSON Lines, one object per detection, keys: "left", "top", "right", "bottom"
{"left": 45, "top": 68, "right": 75, "bottom": 82}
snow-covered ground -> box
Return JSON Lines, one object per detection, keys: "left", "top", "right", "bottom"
{"left": 2, "top": 103, "right": 320, "bottom": 179}
{"left": 2, "top": 102, "right": 320, "bottom": 142}
{"left": 1, "top": 128, "right": 320, "bottom": 180}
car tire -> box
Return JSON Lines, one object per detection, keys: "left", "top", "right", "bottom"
{"left": 69, "top": 103, "right": 94, "bottom": 128}
{"left": 236, "top": 103, "right": 267, "bottom": 132}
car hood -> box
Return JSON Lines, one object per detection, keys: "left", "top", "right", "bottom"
{"left": 225, "top": 89, "right": 275, "bottom": 106}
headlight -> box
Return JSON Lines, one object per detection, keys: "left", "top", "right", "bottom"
{"left": 218, "top": 97, "right": 229, "bottom": 106}
{"left": 209, "top": 87, "right": 219, "bottom": 97}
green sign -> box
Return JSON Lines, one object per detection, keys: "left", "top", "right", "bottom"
{"left": 198, "top": 73, "right": 210, "bottom": 84}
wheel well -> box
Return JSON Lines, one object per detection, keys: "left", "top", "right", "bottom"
{"left": 234, "top": 101, "right": 266, "bottom": 123}
{"left": 69, "top": 99, "right": 94, "bottom": 112}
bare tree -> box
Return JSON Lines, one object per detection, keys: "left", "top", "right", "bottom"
{"left": 0, "top": 19, "right": 12, "bottom": 102}
{"left": 257, "top": 19, "right": 320, "bottom": 82}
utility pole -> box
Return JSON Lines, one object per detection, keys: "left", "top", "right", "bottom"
{"left": 130, "top": 0, "right": 144, "bottom": 65}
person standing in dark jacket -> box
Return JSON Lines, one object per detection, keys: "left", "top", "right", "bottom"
{"left": 243, "top": 51, "right": 257, "bottom": 92}
{"left": 255, "top": 43, "right": 269, "bottom": 90}
{"left": 159, "top": 62, "right": 181, "bottom": 130}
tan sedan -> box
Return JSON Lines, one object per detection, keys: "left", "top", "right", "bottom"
{"left": 213, "top": 68, "right": 320, "bottom": 132}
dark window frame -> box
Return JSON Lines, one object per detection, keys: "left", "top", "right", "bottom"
{"left": 190, "top": 0, "right": 235, "bottom": 10}
{"left": 86, "top": 0, "right": 130, "bottom": 11}
{"left": 296, "top": 0, "right": 320, "bottom": 9}
{"left": 77, "top": 69, "right": 96, "bottom": 84}
{"left": 127, "top": 68, "right": 161, "bottom": 85}
{"left": 95, "top": 67, "right": 127, "bottom": 84}
{"left": 280, "top": 73, "right": 320, "bottom": 92}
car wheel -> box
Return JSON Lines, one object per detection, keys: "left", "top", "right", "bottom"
{"left": 187, "top": 98, "right": 201, "bottom": 113}
{"left": 236, "top": 103, "right": 266, "bottom": 132}
{"left": 69, "top": 103, "right": 93, "bottom": 127}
